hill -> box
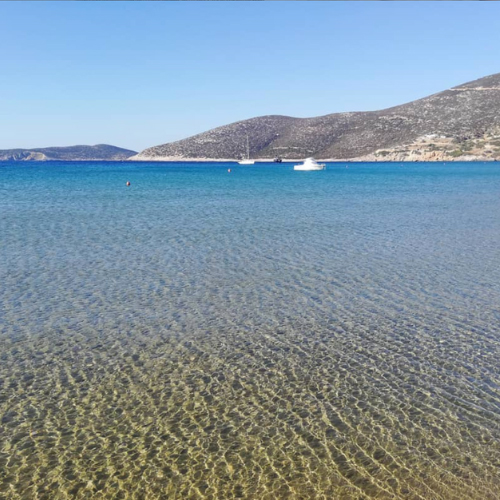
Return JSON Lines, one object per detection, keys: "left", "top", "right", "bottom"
{"left": 0, "top": 144, "right": 137, "bottom": 162}
{"left": 130, "top": 73, "right": 500, "bottom": 162}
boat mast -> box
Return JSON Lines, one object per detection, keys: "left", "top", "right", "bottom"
{"left": 246, "top": 135, "right": 250, "bottom": 160}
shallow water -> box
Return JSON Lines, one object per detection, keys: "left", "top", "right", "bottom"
{"left": 1, "top": 161, "right": 500, "bottom": 499}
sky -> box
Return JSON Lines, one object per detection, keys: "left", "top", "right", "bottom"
{"left": 1, "top": 1, "right": 500, "bottom": 152}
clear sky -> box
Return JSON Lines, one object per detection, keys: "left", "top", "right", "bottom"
{"left": 1, "top": 1, "right": 500, "bottom": 152}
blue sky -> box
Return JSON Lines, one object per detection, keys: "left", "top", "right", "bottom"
{"left": 1, "top": 1, "right": 500, "bottom": 152}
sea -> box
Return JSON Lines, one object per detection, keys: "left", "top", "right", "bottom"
{"left": 1, "top": 161, "right": 499, "bottom": 499}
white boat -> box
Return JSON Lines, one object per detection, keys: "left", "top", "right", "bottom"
{"left": 238, "top": 135, "right": 255, "bottom": 165}
{"left": 294, "top": 157, "right": 326, "bottom": 171}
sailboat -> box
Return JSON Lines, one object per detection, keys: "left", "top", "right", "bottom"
{"left": 238, "top": 135, "right": 255, "bottom": 165}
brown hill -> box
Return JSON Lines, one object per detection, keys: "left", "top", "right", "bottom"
{"left": 131, "top": 73, "right": 500, "bottom": 162}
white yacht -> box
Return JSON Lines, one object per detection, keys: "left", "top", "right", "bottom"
{"left": 294, "top": 157, "right": 326, "bottom": 171}
{"left": 238, "top": 136, "right": 255, "bottom": 165}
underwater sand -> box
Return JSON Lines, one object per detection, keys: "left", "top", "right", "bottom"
{"left": 1, "top": 162, "right": 499, "bottom": 499}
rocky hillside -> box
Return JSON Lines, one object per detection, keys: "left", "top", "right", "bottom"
{"left": 0, "top": 144, "right": 137, "bottom": 161}
{"left": 131, "top": 73, "right": 500, "bottom": 161}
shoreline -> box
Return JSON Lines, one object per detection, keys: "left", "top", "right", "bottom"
{"left": 1, "top": 157, "right": 499, "bottom": 164}
{"left": 126, "top": 156, "right": 499, "bottom": 163}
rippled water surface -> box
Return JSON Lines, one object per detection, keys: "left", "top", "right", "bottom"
{"left": 1, "top": 161, "right": 500, "bottom": 499}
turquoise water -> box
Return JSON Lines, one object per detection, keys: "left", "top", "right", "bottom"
{"left": 1, "top": 161, "right": 500, "bottom": 499}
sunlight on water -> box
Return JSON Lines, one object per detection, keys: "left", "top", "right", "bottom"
{"left": 1, "top": 162, "right": 500, "bottom": 499}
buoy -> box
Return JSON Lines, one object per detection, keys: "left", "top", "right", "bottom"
{"left": 228, "top": 169, "right": 231, "bottom": 173}
{"left": 126, "top": 181, "right": 131, "bottom": 186}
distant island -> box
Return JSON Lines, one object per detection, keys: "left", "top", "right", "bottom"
{"left": 3, "top": 73, "right": 500, "bottom": 163}
{"left": 130, "top": 72, "right": 500, "bottom": 162}
{"left": 0, "top": 144, "right": 137, "bottom": 162}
